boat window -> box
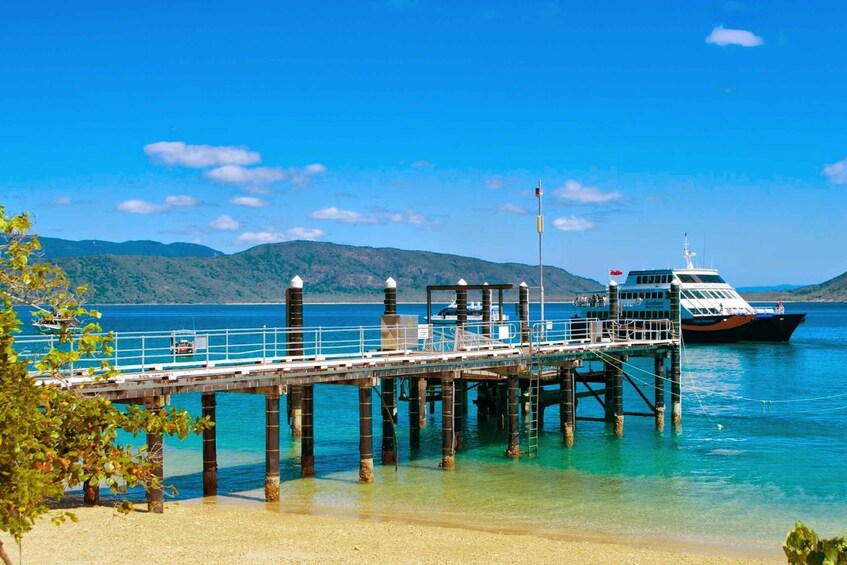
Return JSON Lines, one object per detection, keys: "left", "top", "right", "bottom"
{"left": 698, "top": 274, "right": 725, "bottom": 283}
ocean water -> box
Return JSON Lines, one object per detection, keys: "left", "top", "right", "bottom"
{"left": 37, "top": 302, "right": 847, "bottom": 554}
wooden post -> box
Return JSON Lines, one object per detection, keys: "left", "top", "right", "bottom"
{"left": 604, "top": 358, "right": 615, "bottom": 423}
{"left": 409, "top": 377, "right": 421, "bottom": 449}
{"left": 384, "top": 277, "right": 397, "bottom": 315}
{"left": 146, "top": 396, "right": 165, "bottom": 514}
{"left": 614, "top": 355, "right": 625, "bottom": 437}
{"left": 381, "top": 378, "right": 397, "bottom": 465}
{"left": 519, "top": 282, "right": 529, "bottom": 344}
{"left": 359, "top": 382, "right": 375, "bottom": 483}
{"left": 301, "top": 385, "right": 315, "bottom": 477}
{"left": 454, "top": 378, "right": 465, "bottom": 451}
{"left": 670, "top": 280, "right": 682, "bottom": 429}
{"left": 654, "top": 354, "right": 666, "bottom": 432}
{"left": 506, "top": 375, "right": 521, "bottom": 458}
{"left": 264, "top": 393, "right": 281, "bottom": 501}
{"left": 287, "top": 275, "right": 304, "bottom": 438}
{"left": 417, "top": 378, "right": 427, "bottom": 428}
{"left": 83, "top": 477, "right": 99, "bottom": 506}
{"left": 481, "top": 283, "right": 491, "bottom": 337}
{"left": 560, "top": 366, "right": 575, "bottom": 447}
{"left": 201, "top": 392, "right": 218, "bottom": 497}
{"left": 456, "top": 279, "right": 468, "bottom": 327}
{"left": 441, "top": 372, "right": 455, "bottom": 469}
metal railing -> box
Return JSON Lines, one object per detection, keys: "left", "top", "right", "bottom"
{"left": 17, "top": 316, "right": 674, "bottom": 379}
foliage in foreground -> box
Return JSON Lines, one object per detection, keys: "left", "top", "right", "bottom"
{"left": 0, "top": 207, "right": 211, "bottom": 560}
{"left": 784, "top": 522, "right": 847, "bottom": 564}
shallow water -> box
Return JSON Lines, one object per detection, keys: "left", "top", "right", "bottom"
{"left": 41, "top": 301, "right": 847, "bottom": 552}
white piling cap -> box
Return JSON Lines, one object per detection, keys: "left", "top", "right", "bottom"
{"left": 520, "top": 281, "right": 528, "bottom": 288}
{"left": 609, "top": 280, "right": 618, "bottom": 287}
{"left": 458, "top": 278, "right": 467, "bottom": 286}
{"left": 385, "top": 277, "right": 396, "bottom": 289}
{"left": 290, "top": 275, "right": 304, "bottom": 289}
{"left": 483, "top": 281, "right": 489, "bottom": 286}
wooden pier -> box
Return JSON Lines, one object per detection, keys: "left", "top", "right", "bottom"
{"left": 24, "top": 277, "right": 683, "bottom": 511}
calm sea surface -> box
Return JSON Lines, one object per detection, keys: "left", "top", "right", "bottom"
{"left": 34, "top": 302, "right": 847, "bottom": 553}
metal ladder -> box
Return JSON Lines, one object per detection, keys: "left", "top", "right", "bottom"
{"left": 526, "top": 352, "right": 542, "bottom": 458}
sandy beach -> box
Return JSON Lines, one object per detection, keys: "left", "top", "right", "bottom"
{"left": 3, "top": 499, "right": 782, "bottom": 564}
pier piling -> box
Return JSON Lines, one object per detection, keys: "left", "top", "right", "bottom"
{"left": 301, "top": 384, "right": 315, "bottom": 477}
{"left": 264, "top": 392, "right": 281, "bottom": 501}
{"left": 670, "top": 281, "right": 682, "bottom": 429}
{"left": 519, "top": 282, "right": 529, "bottom": 345}
{"left": 441, "top": 372, "right": 455, "bottom": 469}
{"left": 381, "top": 378, "right": 397, "bottom": 465}
{"left": 287, "top": 276, "right": 304, "bottom": 438}
{"left": 654, "top": 355, "right": 666, "bottom": 432}
{"left": 506, "top": 375, "right": 521, "bottom": 458}
{"left": 358, "top": 382, "right": 375, "bottom": 483}
{"left": 146, "top": 396, "right": 166, "bottom": 514}
{"left": 560, "top": 366, "right": 575, "bottom": 447}
{"left": 201, "top": 392, "right": 218, "bottom": 496}
{"left": 409, "top": 377, "right": 421, "bottom": 449}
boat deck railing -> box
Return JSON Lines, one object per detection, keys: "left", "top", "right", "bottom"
{"left": 16, "top": 316, "right": 674, "bottom": 380}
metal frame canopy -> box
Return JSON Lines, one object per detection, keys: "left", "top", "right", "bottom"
{"left": 425, "top": 283, "right": 514, "bottom": 323}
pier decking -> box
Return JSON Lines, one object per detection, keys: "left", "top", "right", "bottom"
{"left": 22, "top": 277, "right": 683, "bottom": 512}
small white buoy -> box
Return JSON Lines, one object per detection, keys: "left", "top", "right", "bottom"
{"left": 717, "top": 424, "right": 723, "bottom": 430}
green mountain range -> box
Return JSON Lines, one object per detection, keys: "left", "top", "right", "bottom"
{"left": 45, "top": 239, "right": 603, "bottom": 304}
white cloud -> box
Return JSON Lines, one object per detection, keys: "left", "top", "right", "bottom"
{"left": 53, "top": 196, "right": 73, "bottom": 206}
{"left": 311, "top": 207, "right": 377, "bottom": 224}
{"left": 116, "top": 199, "right": 168, "bottom": 214}
{"left": 210, "top": 214, "right": 239, "bottom": 231}
{"left": 164, "top": 195, "right": 200, "bottom": 207}
{"left": 236, "top": 227, "right": 326, "bottom": 245}
{"left": 285, "top": 227, "right": 325, "bottom": 240}
{"left": 498, "top": 203, "right": 529, "bottom": 215}
{"left": 230, "top": 196, "right": 270, "bottom": 208}
{"left": 388, "top": 210, "right": 426, "bottom": 224}
{"left": 823, "top": 157, "right": 847, "bottom": 185}
{"left": 243, "top": 186, "right": 274, "bottom": 195}
{"left": 206, "top": 165, "right": 287, "bottom": 185}
{"left": 554, "top": 180, "right": 621, "bottom": 204}
{"left": 289, "top": 163, "right": 328, "bottom": 187}
{"left": 553, "top": 216, "right": 594, "bottom": 231}
{"left": 705, "top": 25, "right": 763, "bottom": 47}
{"left": 144, "top": 141, "right": 262, "bottom": 168}
{"left": 486, "top": 178, "right": 505, "bottom": 190}
{"left": 411, "top": 160, "right": 434, "bottom": 169}
{"left": 237, "top": 229, "right": 287, "bottom": 245}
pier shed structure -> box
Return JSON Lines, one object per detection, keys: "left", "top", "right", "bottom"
{"left": 22, "top": 276, "right": 682, "bottom": 511}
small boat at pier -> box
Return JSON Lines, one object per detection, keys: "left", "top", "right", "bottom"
{"left": 428, "top": 300, "right": 509, "bottom": 324}
{"left": 32, "top": 313, "right": 83, "bottom": 335}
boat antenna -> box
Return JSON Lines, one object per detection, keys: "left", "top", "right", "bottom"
{"left": 683, "top": 233, "right": 696, "bottom": 269}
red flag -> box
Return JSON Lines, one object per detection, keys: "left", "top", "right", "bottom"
{"left": 609, "top": 269, "right": 623, "bottom": 276}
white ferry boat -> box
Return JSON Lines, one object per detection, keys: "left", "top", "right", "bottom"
{"left": 574, "top": 237, "right": 805, "bottom": 343}
{"left": 428, "top": 300, "right": 509, "bottom": 324}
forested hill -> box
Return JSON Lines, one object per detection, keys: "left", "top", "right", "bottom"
{"left": 37, "top": 237, "right": 223, "bottom": 258}
{"left": 742, "top": 271, "right": 847, "bottom": 302}
{"left": 49, "top": 240, "right": 603, "bottom": 304}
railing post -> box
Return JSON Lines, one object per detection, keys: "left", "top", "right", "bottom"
{"left": 141, "top": 335, "right": 145, "bottom": 372}
{"left": 262, "top": 325, "right": 267, "bottom": 363}
{"left": 225, "top": 329, "right": 230, "bottom": 360}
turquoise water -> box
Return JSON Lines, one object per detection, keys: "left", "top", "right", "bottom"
{"left": 40, "top": 302, "right": 847, "bottom": 553}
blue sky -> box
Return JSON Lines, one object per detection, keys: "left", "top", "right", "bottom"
{"left": 1, "top": 1, "right": 845, "bottom": 287}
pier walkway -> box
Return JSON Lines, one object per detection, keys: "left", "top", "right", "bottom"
{"left": 20, "top": 277, "right": 683, "bottom": 513}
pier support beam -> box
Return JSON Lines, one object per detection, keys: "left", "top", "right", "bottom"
{"left": 264, "top": 393, "right": 281, "bottom": 501}
{"left": 358, "top": 382, "right": 375, "bottom": 483}
{"left": 381, "top": 378, "right": 397, "bottom": 465}
{"left": 560, "top": 366, "right": 575, "bottom": 447}
{"left": 441, "top": 372, "right": 455, "bottom": 469}
{"left": 201, "top": 392, "right": 218, "bottom": 497}
{"left": 146, "top": 396, "right": 166, "bottom": 514}
{"left": 614, "top": 356, "right": 625, "bottom": 438}
{"left": 506, "top": 375, "right": 521, "bottom": 458}
{"left": 83, "top": 477, "right": 99, "bottom": 506}
{"left": 519, "top": 282, "right": 529, "bottom": 345}
{"left": 301, "top": 385, "right": 315, "bottom": 477}
{"left": 409, "top": 377, "right": 422, "bottom": 449}
{"left": 454, "top": 378, "right": 466, "bottom": 451}
{"left": 671, "top": 346, "right": 681, "bottom": 429}
{"left": 654, "top": 355, "right": 666, "bottom": 432}
{"left": 669, "top": 280, "right": 682, "bottom": 430}
{"left": 287, "top": 275, "right": 305, "bottom": 438}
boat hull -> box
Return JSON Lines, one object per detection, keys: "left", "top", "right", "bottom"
{"left": 681, "top": 314, "right": 755, "bottom": 343}
{"left": 743, "top": 313, "right": 806, "bottom": 342}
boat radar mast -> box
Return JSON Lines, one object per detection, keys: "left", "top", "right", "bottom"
{"left": 683, "top": 233, "right": 696, "bottom": 269}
